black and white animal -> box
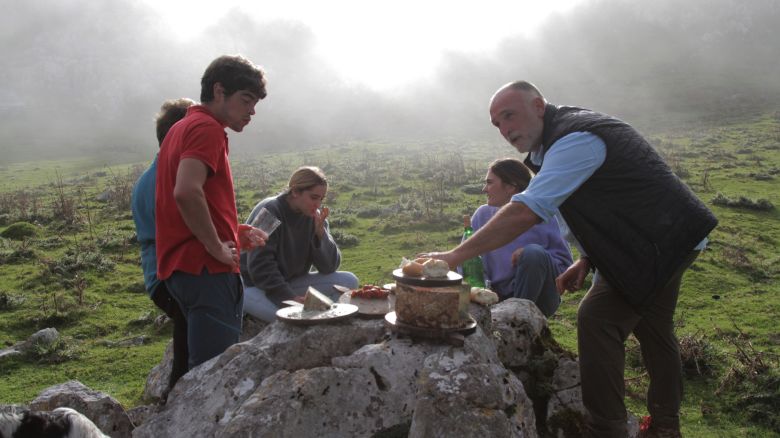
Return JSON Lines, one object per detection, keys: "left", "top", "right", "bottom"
{"left": 0, "top": 407, "right": 108, "bottom": 438}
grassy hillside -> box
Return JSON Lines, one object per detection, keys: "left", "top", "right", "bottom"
{"left": 1, "top": 113, "right": 778, "bottom": 436}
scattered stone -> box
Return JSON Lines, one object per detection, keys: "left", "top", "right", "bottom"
{"left": 152, "top": 314, "right": 170, "bottom": 331}
{"left": 1, "top": 327, "right": 60, "bottom": 362}
{"left": 96, "top": 190, "right": 111, "bottom": 202}
{"left": 30, "top": 380, "right": 133, "bottom": 438}
{"left": 142, "top": 341, "right": 173, "bottom": 403}
{"left": 101, "top": 335, "right": 149, "bottom": 347}
{"left": 18, "top": 328, "right": 60, "bottom": 353}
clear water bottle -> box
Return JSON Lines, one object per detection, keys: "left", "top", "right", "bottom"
{"left": 461, "top": 215, "right": 485, "bottom": 288}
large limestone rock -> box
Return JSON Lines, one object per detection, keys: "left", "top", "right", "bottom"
{"left": 134, "top": 309, "right": 544, "bottom": 438}
{"left": 142, "top": 315, "right": 269, "bottom": 403}
{"left": 29, "top": 380, "right": 133, "bottom": 438}
{"left": 134, "top": 319, "right": 388, "bottom": 437}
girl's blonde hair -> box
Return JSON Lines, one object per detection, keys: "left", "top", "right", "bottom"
{"left": 286, "top": 166, "right": 327, "bottom": 194}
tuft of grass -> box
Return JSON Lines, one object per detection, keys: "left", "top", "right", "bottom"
{"left": 1, "top": 222, "right": 40, "bottom": 240}
{"left": 713, "top": 323, "right": 780, "bottom": 432}
{"left": 679, "top": 332, "right": 721, "bottom": 378}
{"left": 24, "top": 336, "right": 84, "bottom": 364}
{"left": 711, "top": 192, "right": 775, "bottom": 211}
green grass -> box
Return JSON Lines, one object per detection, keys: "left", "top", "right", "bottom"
{"left": 1, "top": 114, "right": 779, "bottom": 436}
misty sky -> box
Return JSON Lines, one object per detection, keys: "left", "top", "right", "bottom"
{"left": 140, "top": 0, "right": 584, "bottom": 92}
{"left": 1, "top": 0, "right": 779, "bottom": 163}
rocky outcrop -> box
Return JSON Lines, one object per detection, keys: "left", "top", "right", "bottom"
{"left": 142, "top": 314, "right": 270, "bottom": 403}
{"left": 133, "top": 301, "right": 560, "bottom": 437}
{"left": 6, "top": 299, "right": 643, "bottom": 437}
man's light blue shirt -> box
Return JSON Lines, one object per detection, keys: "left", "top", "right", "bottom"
{"left": 512, "top": 131, "right": 707, "bottom": 251}
{"left": 513, "top": 132, "right": 606, "bottom": 222}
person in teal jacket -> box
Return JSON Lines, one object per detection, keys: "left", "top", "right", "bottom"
{"left": 131, "top": 97, "right": 194, "bottom": 395}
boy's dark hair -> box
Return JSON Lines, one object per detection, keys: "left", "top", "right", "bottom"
{"left": 200, "top": 54, "right": 267, "bottom": 103}
{"left": 155, "top": 98, "right": 196, "bottom": 146}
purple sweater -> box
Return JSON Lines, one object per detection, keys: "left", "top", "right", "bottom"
{"left": 471, "top": 205, "right": 572, "bottom": 296}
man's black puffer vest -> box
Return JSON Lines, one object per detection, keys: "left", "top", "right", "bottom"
{"left": 524, "top": 104, "right": 717, "bottom": 312}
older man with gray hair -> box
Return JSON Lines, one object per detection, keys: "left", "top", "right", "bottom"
{"left": 425, "top": 81, "right": 717, "bottom": 438}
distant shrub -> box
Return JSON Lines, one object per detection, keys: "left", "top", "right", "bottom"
{"left": 331, "top": 230, "right": 360, "bottom": 247}
{"left": 97, "top": 233, "right": 133, "bottom": 251}
{"left": 0, "top": 290, "right": 25, "bottom": 310}
{"left": 379, "top": 211, "right": 460, "bottom": 234}
{"left": 714, "top": 326, "right": 780, "bottom": 431}
{"left": 625, "top": 335, "right": 643, "bottom": 368}
{"left": 461, "top": 184, "right": 483, "bottom": 195}
{"left": 0, "top": 245, "right": 37, "bottom": 264}
{"left": 125, "top": 280, "right": 147, "bottom": 294}
{"left": 24, "top": 336, "right": 83, "bottom": 364}
{"left": 41, "top": 245, "right": 116, "bottom": 285}
{"left": 362, "top": 189, "right": 386, "bottom": 198}
{"left": 679, "top": 333, "right": 720, "bottom": 378}
{"left": 1, "top": 222, "right": 40, "bottom": 240}
{"left": 36, "top": 236, "right": 67, "bottom": 249}
{"left": 356, "top": 207, "right": 383, "bottom": 218}
{"left": 749, "top": 173, "right": 774, "bottom": 181}
{"left": 329, "top": 216, "right": 355, "bottom": 227}
{"left": 672, "top": 164, "right": 690, "bottom": 179}
{"left": 719, "top": 245, "right": 768, "bottom": 281}
{"left": 711, "top": 193, "right": 774, "bottom": 211}
{"left": 0, "top": 213, "right": 11, "bottom": 226}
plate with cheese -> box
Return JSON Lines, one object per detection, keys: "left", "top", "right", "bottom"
{"left": 276, "top": 286, "right": 358, "bottom": 324}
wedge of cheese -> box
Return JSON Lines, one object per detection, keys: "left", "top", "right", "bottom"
{"left": 302, "top": 286, "right": 334, "bottom": 311}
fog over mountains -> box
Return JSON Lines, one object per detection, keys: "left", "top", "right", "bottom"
{"left": 1, "top": 0, "right": 778, "bottom": 163}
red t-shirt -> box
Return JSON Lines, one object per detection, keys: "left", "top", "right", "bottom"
{"left": 155, "top": 105, "right": 239, "bottom": 280}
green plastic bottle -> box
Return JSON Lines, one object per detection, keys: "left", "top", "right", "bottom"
{"left": 461, "top": 215, "right": 485, "bottom": 288}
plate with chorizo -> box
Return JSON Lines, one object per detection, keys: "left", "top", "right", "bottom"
{"left": 336, "top": 284, "right": 395, "bottom": 318}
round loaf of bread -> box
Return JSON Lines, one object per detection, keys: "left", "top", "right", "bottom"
{"left": 422, "top": 258, "right": 449, "bottom": 278}
{"left": 402, "top": 260, "right": 424, "bottom": 277}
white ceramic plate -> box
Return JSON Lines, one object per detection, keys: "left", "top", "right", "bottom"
{"left": 276, "top": 303, "right": 358, "bottom": 325}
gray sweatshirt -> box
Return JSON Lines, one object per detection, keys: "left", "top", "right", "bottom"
{"left": 239, "top": 193, "right": 341, "bottom": 302}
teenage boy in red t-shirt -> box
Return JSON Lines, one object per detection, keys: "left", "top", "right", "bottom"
{"left": 156, "top": 54, "right": 268, "bottom": 369}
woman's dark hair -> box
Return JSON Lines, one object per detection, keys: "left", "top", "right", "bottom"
{"left": 488, "top": 158, "right": 533, "bottom": 193}
{"left": 200, "top": 54, "right": 267, "bottom": 103}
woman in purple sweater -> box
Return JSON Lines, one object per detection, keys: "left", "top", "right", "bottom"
{"left": 471, "top": 158, "right": 572, "bottom": 316}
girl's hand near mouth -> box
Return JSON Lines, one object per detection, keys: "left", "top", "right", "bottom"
{"left": 314, "top": 206, "right": 329, "bottom": 239}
